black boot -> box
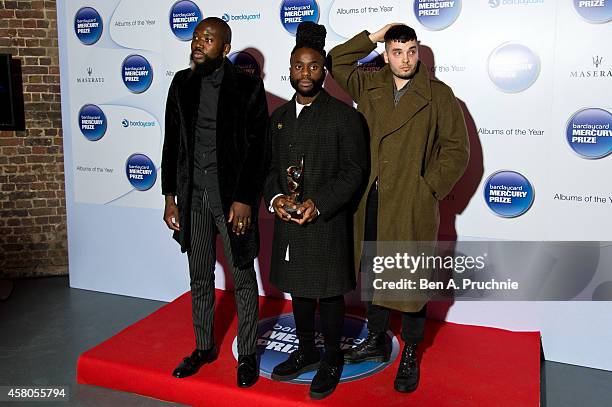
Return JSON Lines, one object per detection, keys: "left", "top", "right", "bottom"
{"left": 394, "top": 343, "right": 419, "bottom": 393}
{"left": 309, "top": 359, "right": 343, "bottom": 400}
{"left": 172, "top": 347, "right": 217, "bottom": 378}
{"left": 344, "top": 331, "right": 391, "bottom": 364}
{"left": 237, "top": 353, "right": 259, "bottom": 388}
{"left": 271, "top": 348, "right": 320, "bottom": 381}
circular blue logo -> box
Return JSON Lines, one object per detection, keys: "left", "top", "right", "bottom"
{"left": 358, "top": 51, "right": 385, "bottom": 73}
{"left": 78, "top": 104, "right": 107, "bottom": 141}
{"left": 169, "top": 0, "right": 202, "bottom": 41}
{"left": 126, "top": 154, "right": 157, "bottom": 191}
{"left": 233, "top": 313, "right": 400, "bottom": 383}
{"left": 122, "top": 54, "right": 153, "bottom": 94}
{"left": 566, "top": 108, "right": 612, "bottom": 159}
{"left": 74, "top": 7, "right": 103, "bottom": 45}
{"left": 573, "top": 0, "right": 612, "bottom": 23}
{"left": 484, "top": 171, "right": 535, "bottom": 218}
{"left": 488, "top": 43, "right": 540, "bottom": 93}
{"left": 280, "top": 0, "right": 320, "bottom": 36}
{"left": 413, "top": 0, "right": 462, "bottom": 31}
{"left": 228, "top": 51, "right": 261, "bottom": 78}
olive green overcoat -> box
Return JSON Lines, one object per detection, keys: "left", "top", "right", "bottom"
{"left": 329, "top": 31, "right": 470, "bottom": 312}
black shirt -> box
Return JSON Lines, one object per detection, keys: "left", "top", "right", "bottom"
{"left": 191, "top": 66, "right": 224, "bottom": 214}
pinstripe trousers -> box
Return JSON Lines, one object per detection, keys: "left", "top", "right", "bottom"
{"left": 188, "top": 194, "right": 259, "bottom": 355}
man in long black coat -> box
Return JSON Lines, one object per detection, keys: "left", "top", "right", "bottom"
{"left": 161, "top": 18, "right": 268, "bottom": 387}
{"left": 264, "top": 22, "right": 367, "bottom": 399}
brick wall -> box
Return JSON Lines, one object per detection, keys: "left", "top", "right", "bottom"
{"left": 0, "top": 0, "right": 67, "bottom": 278}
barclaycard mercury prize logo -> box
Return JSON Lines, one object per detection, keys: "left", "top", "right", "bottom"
{"left": 566, "top": 108, "right": 612, "bottom": 159}
{"left": 169, "top": 0, "right": 202, "bottom": 41}
{"left": 121, "top": 55, "right": 153, "bottom": 94}
{"left": 280, "top": 0, "right": 320, "bottom": 35}
{"left": 484, "top": 171, "right": 535, "bottom": 218}
{"left": 413, "top": 0, "right": 462, "bottom": 31}
{"left": 78, "top": 104, "right": 107, "bottom": 142}
{"left": 573, "top": 0, "right": 612, "bottom": 23}
{"left": 126, "top": 153, "right": 157, "bottom": 191}
{"left": 232, "top": 314, "right": 400, "bottom": 383}
{"left": 74, "top": 7, "right": 103, "bottom": 45}
{"left": 488, "top": 42, "right": 540, "bottom": 93}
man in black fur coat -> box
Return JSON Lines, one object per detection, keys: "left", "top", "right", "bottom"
{"left": 161, "top": 17, "right": 268, "bottom": 388}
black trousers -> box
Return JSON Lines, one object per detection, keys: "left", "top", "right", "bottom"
{"left": 292, "top": 295, "right": 345, "bottom": 364}
{"left": 364, "top": 184, "right": 427, "bottom": 344}
{"left": 187, "top": 187, "right": 259, "bottom": 355}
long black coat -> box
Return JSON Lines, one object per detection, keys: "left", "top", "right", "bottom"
{"left": 161, "top": 61, "right": 269, "bottom": 267}
{"left": 264, "top": 90, "right": 367, "bottom": 298}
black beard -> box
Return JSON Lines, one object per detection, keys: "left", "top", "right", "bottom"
{"left": 290, "top": 75, "right": 325, "bottom": 98}
{"left": 191, "top": 52, "right": 224, "bottom": 77}
{"left": 392, "top": 60, "right": 419, "bottom": 80}
{"left": 393, "top": 70, "right": 416, "bottom": 80}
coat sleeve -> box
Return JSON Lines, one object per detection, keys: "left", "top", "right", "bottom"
{"left": 328, "top": 31, "right": 377, "bottom": 104}
{"left": 233, "top": 78, "right": 270, "bottom": 207}
{"left": 161, "top": 74, "right": 180, "bottom": 196}
{"left": 423, "top": 85, "right": 470, "bottom": 200}
{"left": 309, "top": 108, "right": 368, "bottom": 221}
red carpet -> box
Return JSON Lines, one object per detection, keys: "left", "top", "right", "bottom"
{"left": 77, "top": 290, "right": 540, "bottom": 406}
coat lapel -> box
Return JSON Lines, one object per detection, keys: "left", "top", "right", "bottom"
{"left": 369, "top": 62, "right": 432, "bottom": 140}
{"left": 282, "top": 95, "right": 297, "bottom": 143}
{"left": 368, "top": 69, "right": 395, "bottom": 135}
{"left": 272, "top": 98, "right": 296, "bottom": 172}
{"left": 179, "top": 69, "right": 202, "bottom": 152}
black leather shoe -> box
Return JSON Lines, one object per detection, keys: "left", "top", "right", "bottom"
{"left": 271, "top": 348, "right": 320, "bottom": 381}
{"left": 309, "top": 360, "right": 343, "bottom": 400}
{"left": 172, "top": 347, "right": 217, "bottom": 378}
{"left": 237, "top": 353, "right": 259, "bottom": 388}
{"left": 394, "top": 343, "right": 419, "bottom": 393}
{"left": 344, "top": 331, "right": 391, "bottom": 364}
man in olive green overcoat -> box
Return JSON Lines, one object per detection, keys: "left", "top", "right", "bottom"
{"left": 329, "top": 24, "right": 469, "bottom": 393}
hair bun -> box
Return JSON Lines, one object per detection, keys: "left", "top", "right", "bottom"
{"left": 295, "top": 22, "right": 326, "bottom": 53}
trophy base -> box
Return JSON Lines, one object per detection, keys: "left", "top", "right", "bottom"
{"left": 284, "top": 204, "right": 303, "bottom": 220}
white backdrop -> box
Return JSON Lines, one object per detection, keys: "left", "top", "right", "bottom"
{"left": 57, "top": 0, "right": 612, "bottom": 370}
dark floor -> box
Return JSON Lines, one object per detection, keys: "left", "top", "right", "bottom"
{"left": 0, "top": 277, "right": 610, "bottom": 406}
